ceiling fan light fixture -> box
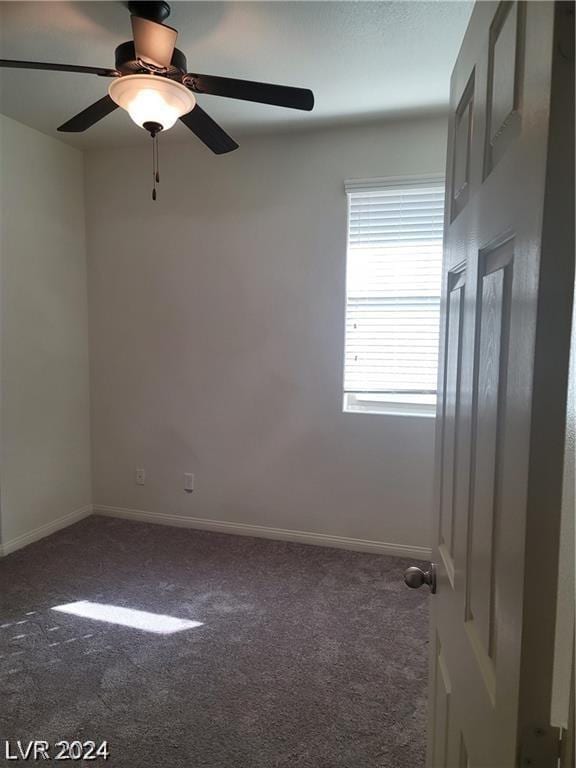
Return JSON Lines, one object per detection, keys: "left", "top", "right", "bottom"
{"left": 108, "top": 74, "right": 195, "bottom": 131}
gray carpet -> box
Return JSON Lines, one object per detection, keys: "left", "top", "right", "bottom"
{"left": 0, "top": 516, "right": 428, "bottom": 767}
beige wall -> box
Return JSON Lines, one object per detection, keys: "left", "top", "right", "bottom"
{"left": 0, "top": 114, "right": 92, "bottom": 551}
{"left": 85, "top": 115, "right": 446, "bottom": 551}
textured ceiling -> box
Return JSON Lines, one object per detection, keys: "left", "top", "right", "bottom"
{"left": 0, "top": 1, "right": 473, "bottom": 149}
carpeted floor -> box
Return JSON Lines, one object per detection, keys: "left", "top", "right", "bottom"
{"left": 0, "top": 516, "right": 428, "bottom": 767}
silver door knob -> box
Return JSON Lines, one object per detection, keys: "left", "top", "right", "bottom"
{"left": 404, "top": 563, "right": 437, "bottom": 594}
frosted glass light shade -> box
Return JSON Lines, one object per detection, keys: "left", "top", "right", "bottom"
{"left": 108, "top": 75, "right": 196, "bottom": 131}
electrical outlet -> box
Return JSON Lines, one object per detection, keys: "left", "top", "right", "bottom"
{"left": 135, "top": 468, "right": 145, "bottom": 486}
{"left": 184, "top": 473, "right": 194, "bottom": 493}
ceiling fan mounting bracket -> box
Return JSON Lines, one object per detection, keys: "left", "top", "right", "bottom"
{"left": 114, "top": 41, "right": 186, "bottom": 78}
{"left": 127, "top": 1, "right": 171, "bottom": 23}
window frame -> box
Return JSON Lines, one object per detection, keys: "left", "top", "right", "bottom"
{"left": 342, "top": 174, "right": 445, "bottom": 418}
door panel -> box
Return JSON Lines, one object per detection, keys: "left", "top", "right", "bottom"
{"left": 484, "top": 1, "right": 525, "bottom": 175}
{"left": 467, "top": 242, "right": 512, "bottom": 666}
{"left": 451, "top": 74, "right": 475, "bottom": 221}
{"left": 438, "top": 270, "right": 466, "bottom": 586}
{"left": 432, "top": 637, "right": 452, "bottom": 768}
{"left": 458, "top": 734, "right": 470, "bottom": 768}
{"left": 427, "top": 3, "right": 574, "bottom": 767}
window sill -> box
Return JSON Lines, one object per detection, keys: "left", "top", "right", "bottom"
{"left": 343, "top": 406, "right": 436, "bottom": 419}
{"left": 343, "top": 393, "right": 437, "bottom": 418}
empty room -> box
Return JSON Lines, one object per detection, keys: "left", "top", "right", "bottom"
{"left": 0, "top": 1, "right": 574, "bottom": 766}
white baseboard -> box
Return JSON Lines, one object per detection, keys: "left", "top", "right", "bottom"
{"left": 93, "top": 505, "right": 432, "bottom": 561}
{"left": 0, "top": 504, "right": 93, "bottom": 557}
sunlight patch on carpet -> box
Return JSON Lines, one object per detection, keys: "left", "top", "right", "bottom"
{"left": 52, "top": 601, "right": 203, "bottom": 634}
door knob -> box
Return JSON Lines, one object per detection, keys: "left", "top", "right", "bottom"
{"left": 404, "top": 563, "right": 437, "bottom": 594}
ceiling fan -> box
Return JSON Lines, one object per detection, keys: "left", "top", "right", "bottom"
{"left": 0, "top": 0, "right": 315, "bottom": 158}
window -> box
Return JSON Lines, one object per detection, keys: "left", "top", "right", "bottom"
{"left": 343, "top": 176, "right": 445, "bottom": 416}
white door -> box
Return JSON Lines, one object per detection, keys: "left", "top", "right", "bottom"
{"left": 414, "top": 2, "right": 574, "bottom": 766}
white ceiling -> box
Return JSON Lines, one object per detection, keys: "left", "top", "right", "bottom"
{"left": 0, "top": 1, "right": 472, "bottom": 149}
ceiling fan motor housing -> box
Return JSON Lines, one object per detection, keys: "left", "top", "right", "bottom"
{"left": 114, "top": 40, "right": 186, "bottom": 80}
{"left": 114, "top": 41, "right": 187, "bottom": 78}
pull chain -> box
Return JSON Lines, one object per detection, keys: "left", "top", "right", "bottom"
{"left": 152, "top": 132, "right": 160, "bottom": 201}
{"left": 143, "top": 122, "right": 163, "bottom": 201}
{"left": 155, "top": 133, "right": 160, "bottom": 186}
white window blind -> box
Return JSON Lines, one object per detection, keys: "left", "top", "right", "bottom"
{"left": 343, "top": 176, "right": 445, "bottom": 416}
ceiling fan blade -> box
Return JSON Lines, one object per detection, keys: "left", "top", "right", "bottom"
{"left": 179, "top": 106, "right": 238, "bottom": 155}
{"left": 58, "top": 95, "right": 118, "bottom": 132}
{"left": 186, "top": 73, "right": 314, "bottom": 111}
{"left": 0, "top": 59, "right": 117, "bottom": 77}
{"left": 131, "top": 15, "right": 177, "bottom": 70}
